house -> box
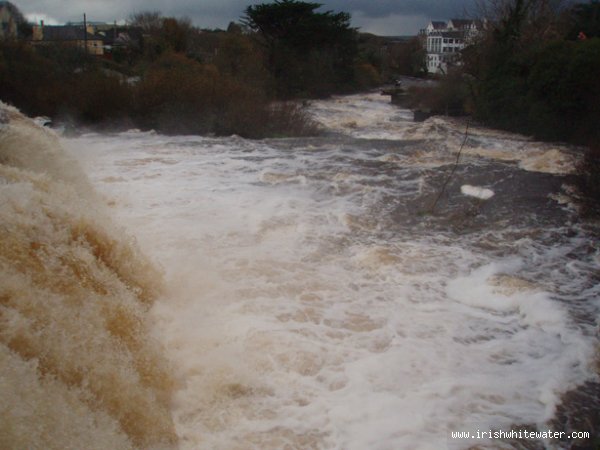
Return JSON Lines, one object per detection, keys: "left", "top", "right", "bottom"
{"left": 96, "top": 26, "right": 143, "bottom": 58}
{"left": 425, "top": 21, "right": 446, "bottom": 34}
{"left": 0, "top": 1, "right": 19, "bottom": 39}
{"left": 56, "top": 21, "right": 144, "bottom": 59}
{"left": 31, "top": 22, "right": 105, "bottom": 55}
{"left": 448, "top": 19, "right": 482, "bottom": 36}
{"left": 421, "top": 19, "right": 483, "bottom": 74}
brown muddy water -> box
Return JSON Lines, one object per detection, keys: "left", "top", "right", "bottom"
{"left": 1, "top": 93, "right": 598, "bottom": 449}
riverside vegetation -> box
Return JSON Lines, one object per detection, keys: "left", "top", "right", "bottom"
{"left": 0, "top": 1, "right": 383, "bottom": 138}
{"left": 406, "top": 0, "right": 600, "bottom": 146}
{"left": 405, "top": 0, "right": 600, "bottom": 214}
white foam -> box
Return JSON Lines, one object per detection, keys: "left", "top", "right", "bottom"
{"left": 461, "top": 184, "right": 495, "bottom": 200}
{"left": 65, "top": 96, "right": 598, "bottom": 449}
{"left": 310, "top": 94, "right": 577, "bottom": 175}
{"left": 0, "top": 103, "right": 176, "bottom": 449}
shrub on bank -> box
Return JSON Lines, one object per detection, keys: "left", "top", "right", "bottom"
{"left": 0, "top": 42, "right": 64, "bottom": 117}
{"left": 404, "top": 70, "right": 470, "bottom": 116}
{"left": 215, "top": 96, "right": 320, "bottom": 139}
{"left": 69, "top": 71, "right": 133, "bottom": 126}
{"left": 353, "top": 63, "right": 382, "bottom": 90}
{"left": 134, "top": 52, "right": 319, "bottom": 138}
{"left": 0, "top": 42, "right": 132, "bottom": 126}
{"left": 134, "top": 53, "right": 218, "bottom": 134}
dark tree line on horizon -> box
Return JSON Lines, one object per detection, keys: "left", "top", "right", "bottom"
{"left": 0, "top": 0, "right": 599, "bottom": 149}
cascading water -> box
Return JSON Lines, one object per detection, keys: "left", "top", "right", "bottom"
{"left": 0, "top": 103, "right": 177, "bottom": 450}
{"left": 3, "top": 92, "right": 598, "bottom": 449}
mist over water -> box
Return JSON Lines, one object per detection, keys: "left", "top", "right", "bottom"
{"left": 3, "top": 93, "right": 599, "bottom": 449}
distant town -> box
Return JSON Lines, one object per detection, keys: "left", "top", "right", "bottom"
{"left": 1, "top": 1, "right": 484, "bottom": 76}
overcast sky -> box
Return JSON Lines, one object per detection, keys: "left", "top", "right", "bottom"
{"left": 18, "top": 0, "right": 476, "bottom": 35}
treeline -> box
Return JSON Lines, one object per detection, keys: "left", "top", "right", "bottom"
{"left": 413, "top": 0, "right": 600, "bottom": 147}
{"left": 466, "top": 0, "right": 600, "bottom": 146}
{"left": 0, "top": 1, "right": 383, "bottom": 138}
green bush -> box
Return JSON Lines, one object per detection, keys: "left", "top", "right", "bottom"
{"left": 69, "top": 71, "right": 133, "bottom": 125}
{"left": 526, "top": 38, "right": 600, "bottom": 143}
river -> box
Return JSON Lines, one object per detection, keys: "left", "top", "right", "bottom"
{"left": 2, "top": 92, "right": 599, "bottom": 449}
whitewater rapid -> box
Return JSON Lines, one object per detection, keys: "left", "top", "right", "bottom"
{"left": 62, "top": 92, "right": 599, "bottom": 449}
{"left": 0, "top": 103, "right": 176, "bottom": 449}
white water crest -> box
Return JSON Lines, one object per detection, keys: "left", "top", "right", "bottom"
{"left": 461, "top": 185, "right": 495, "bottom": 200}
{"left": 0, "top": 103, "right": 176, "bottom": 450}
{"left": 64, "top": 92, "right": 599, "bottom": 449}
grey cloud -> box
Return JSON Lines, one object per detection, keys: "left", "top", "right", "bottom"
{"left": 16, "top": 0, "right": 476, "bottom": 31}
{"left": 323, "top": 0, "right": 476, "bottom": 20}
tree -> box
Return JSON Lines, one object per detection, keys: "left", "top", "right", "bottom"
{"left": 213, "top": 32, "right": 269, "bottom": 88}
{"left": 242, "top": 0, "right": 358, "bottom": 97}
{"left": 128, "top": 12, "right": 193, "bottom": 59}
{"left": 128, "top": 11, "right": 163, "bottom": 34}
{"left": 461, "top": 0, "right": 600, "bottom": 142}
{"left": 386, "top": 38, "right": 427, "bottom": 78}
{"left": 161, "top": 17, "right": 192, "bottom": 53}
{"left": 0, "top": 1, "right": 31, "bottom": 39}
{"left": 566, "top": 0, "right": 600, "bottom": 39}
{"left": 243, "top": 0, "right": 353, "bottom": 52}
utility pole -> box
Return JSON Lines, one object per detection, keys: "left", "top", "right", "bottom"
{"left": 83, "top": 13, "right": 88, "bottom": 53}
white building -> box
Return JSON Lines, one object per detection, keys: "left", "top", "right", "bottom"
{"left": 421, "top": 19, "right": 483, "bottom": 74}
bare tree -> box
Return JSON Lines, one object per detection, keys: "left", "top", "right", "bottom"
{"left": 473, "top": 0, "right": 571, "bottom": 44}
{"left": 128, "top": 11, "right": 163, "bottom": 35}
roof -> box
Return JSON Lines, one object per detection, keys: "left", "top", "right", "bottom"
{"left": 40, "top": 25, "right": 102, "bottom": 42}
{"left": 449, "top": 19, "right": 481, "bottom": 29}
{"left": 440, "top": 31, "right": 465, "bottom": 39}
{"left": 429, "top": 21, "right": 446, "bottom": 29}
{"left": 96, "top": 26, "right": 143, "bottom": 45}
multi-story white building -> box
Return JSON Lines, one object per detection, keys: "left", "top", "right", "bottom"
{"left": 421, "top": 19, "right": 482, "bottom": 74}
